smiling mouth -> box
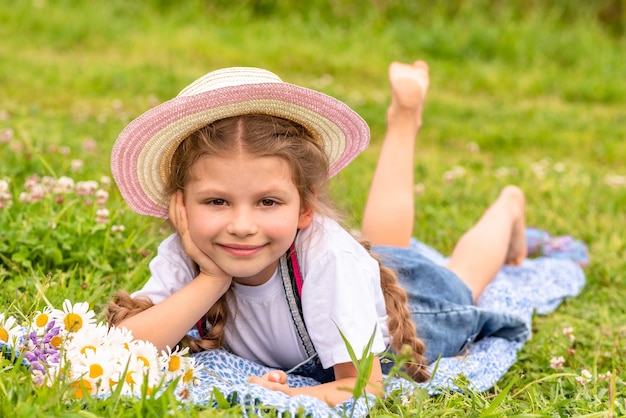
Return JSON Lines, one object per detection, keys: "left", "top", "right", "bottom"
{"left": 220, "top": 244, "right": 266, "bottom": 257}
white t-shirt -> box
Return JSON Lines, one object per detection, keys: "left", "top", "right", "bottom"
{"left": 133, "top": 216, "right": 390, "bottom": 370}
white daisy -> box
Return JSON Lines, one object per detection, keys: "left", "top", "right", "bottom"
{"left": 127, "top": 339, "right": 161, "bottom": 379}
{"left": 51, "top": 300, "right": 96, "bottom": 334}
{"left": 30, "top": 307, "right": 55, "bottom": 335}
{"left": 0, "top": 313, "right": 22, "bottom": 347}
{"left": 70, "top": 348, "right": 116, "bottom": 396}
{"left": 103, "top": 325, "right": 134, "bottom": 350}
{"left": 160, "top": 345, "right": 195, "bottom": 382}
{"left": 64, "top": 324, "right": 108, "bottom": 356}
{"left": 114, "top": 354, "right": 159, "bottom": 397}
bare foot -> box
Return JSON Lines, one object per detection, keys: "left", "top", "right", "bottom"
{"left": 501, "top": 185, "right": 528, "bottom": 265}
{"left": 387, "top": 60, "right": 430, "bottom": 128}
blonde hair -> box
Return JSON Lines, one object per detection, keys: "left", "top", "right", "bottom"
{"left": 106, "top": 114, "right": 429, "bottom": 382}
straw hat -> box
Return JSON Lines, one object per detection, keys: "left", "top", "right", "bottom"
{"left": 111, "top": 67, "right": 370, "bottom": 218}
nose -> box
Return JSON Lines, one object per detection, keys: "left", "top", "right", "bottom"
{"left": 226, "top": 206, "right": 258, "bottom": 237}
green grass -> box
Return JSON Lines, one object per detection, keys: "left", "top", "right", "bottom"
{"left": 1, "top": 0, "right": 625, "bottom": 415}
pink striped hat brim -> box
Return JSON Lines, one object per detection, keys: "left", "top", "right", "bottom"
{"left": 111, "top": 68, "right": 369, "bottom": 218}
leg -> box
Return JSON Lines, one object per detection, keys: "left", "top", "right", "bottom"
{"left": 446, "top": 185, "right": 528, "bottom": 302}
{"left": 361, "top": 60, "right": 430, "bottom": 247}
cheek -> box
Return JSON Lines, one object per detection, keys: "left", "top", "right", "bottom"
{"left": 185, "top": 207, "right": 216, "bottom": 237}
{"left": 263, "top": 213, "right": 300, "bottom": 238}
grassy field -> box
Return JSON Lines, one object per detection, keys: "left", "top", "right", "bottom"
{"left": 1, "top": 0, "right": 625, "bottom": 416}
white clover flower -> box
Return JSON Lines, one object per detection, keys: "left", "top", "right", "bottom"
{"left": 26, "top": 183, "right": 45, "bottom": 203}
{"left": 23, "top": 174, "right": 40, "bottom": 190}
{"left": 53, "top": 176, "right": 75, "bottom": 194}
{"left": 41, "top": 176, "right": 56, "bottom": 188}
{"left": 99, "top": 176, "right": 112, "bottom": 189}
{"left": 562, "top": 326, "right": 576, "bottom": 342}
{"left": 604, "top": 174, "right": 626, "bottom": 187}
{"left": 550, "top": 356, "right": 565, "bottom": 370}
{"left": 9, "top": 141, "right": 22, "bottom": 152}
{"left": 0, "top": 128, "right": 13, "bottom": 143}
{"left": 443, "top": 165, "right": 466, "bottom": 184}
{"left": 82, "top": 138, "right": 97, "bottom": 152}
{"left": 531, "top": 159, "right": 550, "bottom": 178}
{"left": 96, "top": 208, "right": 110, "bottom": 224}
{"left": 95, "top": 189, "right": 109, "bottom": 205}
{"left": 553, "top": 162, "right": 566, "bottom": 173}
{"left": 0, "top": 193, "right": 12, "bottom": 209}
{"left": 51, "top": 300, "right": 96, "bottom": 334}
{"left": 575, "top": 368, "right": 592, "bottom": 385}
{"left": 19, "top": 192, "right": 31, "bottom": 203}
{"left": 0, "top": 179, "right": 12, "bottom": 209}
{"left": 76, "top": 180, "right": 99, "bottom": 196}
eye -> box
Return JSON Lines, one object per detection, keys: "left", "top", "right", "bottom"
{"left": 259, "top": 198, "right": 277, "bottom": 207}
{"left": 206, "top": 198, "right": 227, "bottom": 206}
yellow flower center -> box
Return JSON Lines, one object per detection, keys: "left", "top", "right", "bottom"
{"left": 72, "top": 379, "right": 93, "bottom": 399}
{"left": 125, "top": 371, "right": 136, "bottom": 385}
{"left": 35, "top": 313, "right": 49, "bottom": 328}
{"left": 80, "top": 345, "right": 97, "bottom": 355}
{"left": 183, "top": 368, "right": 194, "bottom": 383}
{"left": 50, "top": 335, "right": 63, "bottom": 348}
{"left": 137, "top": 355, "right": 150, "bottom": 367}
{"left": 89, "top": 363, "right": 104, "bottom": 379}
{"left": 168, "top": 355, "right": 181, "bottom": 372}
{"left": 64, "top": 313, "right": 83, "bottom": 332}
{"left": 0, "top": 327, "right": 8, "bottom": 342}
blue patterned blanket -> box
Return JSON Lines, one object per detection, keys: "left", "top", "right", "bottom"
{"left": 184, "top": 240, "right": 586, "bottom": 417}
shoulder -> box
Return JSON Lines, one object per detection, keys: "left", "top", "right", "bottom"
{"left": 295, "top": 217, "right": 382, "bottom": 291}
{"left": 296, "top": 215, "right": 369, "bottom": 259}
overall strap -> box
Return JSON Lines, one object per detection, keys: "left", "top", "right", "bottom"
{"left": 280, "top": 242, "right": 316, "bottom": 358}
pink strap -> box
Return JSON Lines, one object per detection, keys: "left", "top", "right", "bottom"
{"left": 289, "top": 242, "right": 303, "bottom": 296}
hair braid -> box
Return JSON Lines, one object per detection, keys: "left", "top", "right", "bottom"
{"left": 183, "top": 291, "right": 230, "bottom": 352}
{"left": 105, "top": 291, "right": 154, "bottom": 326}
{"left": 360, "top": 241, "right": 431, "bottom": 382}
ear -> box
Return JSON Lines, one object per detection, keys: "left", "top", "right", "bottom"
{"left": 297, "top": 204, "right": 314, "bottom": 229}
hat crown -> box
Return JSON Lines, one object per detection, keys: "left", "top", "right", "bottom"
{"left": 177, "top": 67, "right": 283, "bottom": 97}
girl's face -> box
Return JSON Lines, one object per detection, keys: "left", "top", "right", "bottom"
{"left": 183, "top": 154, "right": 313, "bottom": 286}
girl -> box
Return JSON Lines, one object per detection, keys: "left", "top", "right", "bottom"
{"left": 107, "top": 61, "right": 532, "bottom": 405}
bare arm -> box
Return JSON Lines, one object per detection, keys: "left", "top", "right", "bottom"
{"left": 249, "top": 358, "right": 384, "bottom": 406}
{"left": 118, "top": 272, "right": 230, "bottom": 350}
{"left": 119, "top": 191, "right": 232, "bottom": 351}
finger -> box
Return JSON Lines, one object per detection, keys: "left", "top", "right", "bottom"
{"left": 169, "top": 191, "right": 188, "bottom": 233}
{"left": 268, "top": 370, "right": 287, "bottom": 384}
{"left": 168, "top": 191, "right": 181, "bottom": 228}
{"left": 248, "top": 376, "right": 287, "bottom": 393}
